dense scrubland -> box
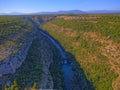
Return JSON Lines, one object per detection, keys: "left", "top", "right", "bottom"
{"left": 41, "top": 14, "right": 120, "bottom": 90}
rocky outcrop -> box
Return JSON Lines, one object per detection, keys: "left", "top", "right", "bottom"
{"left": 0, "top": 41, "right": 32, "bottom": 75}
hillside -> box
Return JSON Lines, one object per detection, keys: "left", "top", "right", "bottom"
{"left": 40, "top": 15, "right": 120, "bottom": 90}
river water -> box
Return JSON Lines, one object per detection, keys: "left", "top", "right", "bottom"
{"left": 62, "top": 60, "right": 74, "bottom": 90}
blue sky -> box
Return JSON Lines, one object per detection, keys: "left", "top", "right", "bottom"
{"left": 0, "top": 0, "right": 120, "bottom": 13}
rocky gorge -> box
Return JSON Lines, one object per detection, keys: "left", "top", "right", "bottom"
{"left": 0, "top": 16, "right": 94, "bottom": 90}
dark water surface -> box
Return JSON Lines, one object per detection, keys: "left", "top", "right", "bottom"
{"left": 62, "top": 60, "right": 74, "bottom": 90}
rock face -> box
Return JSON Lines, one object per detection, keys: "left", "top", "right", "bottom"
{"left": 0, "top": 41, "right": 32, "bottom": 75}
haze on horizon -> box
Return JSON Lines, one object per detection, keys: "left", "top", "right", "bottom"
{"left": 0, "top": 0, "right": 120, "bottom": 13}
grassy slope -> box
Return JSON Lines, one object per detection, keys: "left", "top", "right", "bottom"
{"left": 41, "top": 15, "right": 120, "bottom": 90}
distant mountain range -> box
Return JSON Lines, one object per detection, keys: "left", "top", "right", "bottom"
{"left": 34, "top": 10, "right": 86, "bottom": 15}
{"left": 0, "top": 10, "right": 120, "bottom": 15}
{"left": 86, "top": 10, "right": 120, "bottom": 14}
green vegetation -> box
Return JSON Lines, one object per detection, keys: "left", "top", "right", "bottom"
{"left": 0, "top": 16, "right": 34, "bottom": 41}
{"left": 51, "top": 15, "right": 120, "bottom": 42}
{"left": 5, "top": 80, "right": 20, "bottom": 90}
{"left": 41, "top": 14, "right": 120, "bottom": 90}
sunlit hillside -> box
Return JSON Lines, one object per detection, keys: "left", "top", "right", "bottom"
{"left": 40, "top": 14, "right": 120, "bottom": 90}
